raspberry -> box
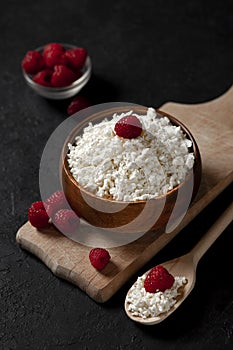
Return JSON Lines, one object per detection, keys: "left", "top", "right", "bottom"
{"left": 64, "top": 47, "right": 87, "bottom": 71}
{"left": 144, "top": 265, "right": 175, "bottom": 293}
{"left": 89, "top": 248, "right": 111, "bottom": 271}
{"left": 44, "top": 190, "right": 68, "bottom": 218}
{"left": 51, "top": 65, "right": 78, "bottom": 87}
{"left": 43, "top": 43, "right": 65, "bottom": 55}
{"left": 22, "top": 50, "right": 45, "bottom": 74}
{"left": 28, "top": 201, "right": 50, "bottom": 229}
{"left": 53, "top": 209, "right": 80, "bottom": 234}
{"left": 67, "top": 96, "right": 91, "bottom": 115}
{"left": 33, "top": 69, "right": 53, "bottom": 86}
{"left": 43, "top": 43, "right": 65, "bottom": 68}
{"left": 30, "top": 201, "right": 45, "bottom": 211}
{"left": 114, "top": 115, "right": 142, "bottom": 139}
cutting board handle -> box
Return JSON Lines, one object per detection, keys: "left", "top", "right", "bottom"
{"left": 161, "top": 85, "right": 233, "bottom": 129}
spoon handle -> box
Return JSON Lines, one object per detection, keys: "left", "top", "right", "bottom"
{"left": 191, "top": 201, "right": 233, "bottom": 265}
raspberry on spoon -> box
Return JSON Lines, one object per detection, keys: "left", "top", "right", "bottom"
{"left": 144, "top": 265, "right": 175, "bottom": 293}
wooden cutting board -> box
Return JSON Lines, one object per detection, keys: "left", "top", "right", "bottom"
{"left": 16, "top": 86, "right": 233, "bottom": 303}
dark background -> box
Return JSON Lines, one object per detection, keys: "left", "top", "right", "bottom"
{"left": 1, "top": 0, "right": 233, "bottom": 349}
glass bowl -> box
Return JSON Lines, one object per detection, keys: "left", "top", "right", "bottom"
{"left": 22, "top": 44, "right": 92, "bottom": 100}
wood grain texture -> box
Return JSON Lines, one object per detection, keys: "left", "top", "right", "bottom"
{"left": 16, "top": 86, "right": 233, "bottom": 303}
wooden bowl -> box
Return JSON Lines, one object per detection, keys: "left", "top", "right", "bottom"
{"left": 61, "top": 106, "right": 202, "bottom": 234}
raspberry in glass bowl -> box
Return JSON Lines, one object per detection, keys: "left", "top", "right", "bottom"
{"left": 21, "top": 43, "right": 92, "bottom": 99}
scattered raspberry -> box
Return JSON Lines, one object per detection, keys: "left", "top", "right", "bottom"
{"left": 43, "top": 43, "right": 65, "bottom": 68}
{"left": 28, "top": 201, "right": 50, "bottom": 229}
{"left": 30, "top": 201, "right": 45, "bottom": 211}
{"left": 44, "top": 190, "right": 68, "bottom": 218}
{"left": 51, "top": 65, "right": 78, "bottom": 87}
{"left": 114, "top": 115, "right": 142, "bottom": 139}
{"left": 89, "top": 248, "right": 111, "bottom": 271}
{"left": 67, "top": 96, "right": 91, "bottom": 115}
{"left": 53, "top": 209, "right": 80, "bottom": 234}
{"left": 33, "top": 69, "right": 53, "bottom": 86}
{"left": 65, "top": 47, "right": 87, "bottom": 71}
{"left": 22, "top": 50, "right": 45, "bottom": 74}
{"left": 144, "top": 265, "right": 175, "bottom": 293}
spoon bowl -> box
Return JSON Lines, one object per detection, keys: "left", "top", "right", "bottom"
{"left": 125, "top": 202, "right": 233, "bottom": 325}
{"left": 125, "top": 253, "right": 196, "bottom": 325}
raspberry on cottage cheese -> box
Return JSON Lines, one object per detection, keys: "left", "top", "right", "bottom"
{"left": 125, "top": 273, "right": 187, "bottom": 319}
{"left": 67, "top": 108, "right": 194, "bottom": 201}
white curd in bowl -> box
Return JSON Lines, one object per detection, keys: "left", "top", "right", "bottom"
{"left": 67, "top": 108, "right": 194, "bottom": 202}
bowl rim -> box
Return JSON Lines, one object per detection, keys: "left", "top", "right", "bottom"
{"left": 22, "top": 43, "right": 92, "bottom": 92}
{"left": 61, "top": 106, "right": 201, "bottom": 204}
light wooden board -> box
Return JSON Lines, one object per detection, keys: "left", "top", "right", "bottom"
{"left": 16, "top": 87, "right": 233, "bottom": 303}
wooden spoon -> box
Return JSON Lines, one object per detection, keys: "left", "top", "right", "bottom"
{"left": 125, "top": 202, "right": 233, "bottom": 325}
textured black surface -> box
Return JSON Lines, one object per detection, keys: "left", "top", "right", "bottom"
{"left": 0, "top": 0, "right": 233, "bottom": 349}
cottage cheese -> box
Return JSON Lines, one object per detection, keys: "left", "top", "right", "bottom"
{"left": 67, "top": 108, "right": 194, "bottom": 201}
{"left": 126, "top": 273, "right": 187, "bottom": 319}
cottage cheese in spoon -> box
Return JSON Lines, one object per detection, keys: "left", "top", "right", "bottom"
{"left": 126, "top": 272, "right": 187, "bottom": 319}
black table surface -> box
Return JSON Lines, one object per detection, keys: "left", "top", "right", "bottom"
{"left": 1, "top": 1, "right": 233, "bottom": 349}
